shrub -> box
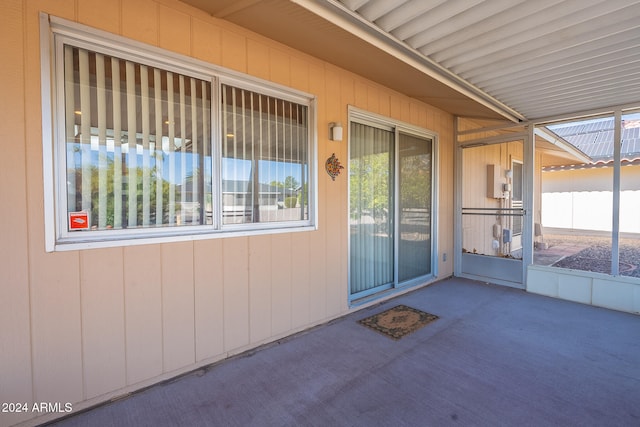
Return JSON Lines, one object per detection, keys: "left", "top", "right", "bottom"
{"left": 284, "top": 197, "right": 297, "bottom": 208}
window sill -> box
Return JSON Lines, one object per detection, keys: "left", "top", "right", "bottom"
{"left": 49, "top": 223, "right": 318, "bottom": 252}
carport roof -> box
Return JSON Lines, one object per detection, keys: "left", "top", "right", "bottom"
{"left": 181, "top": 0, "right": 640, "bottom": 123}
{"left": 551, "top": 117, "right": 640, "bottom": 160}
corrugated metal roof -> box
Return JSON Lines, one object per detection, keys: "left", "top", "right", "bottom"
{"left": 551, "top": 117, "right": 640, "bottom": 160}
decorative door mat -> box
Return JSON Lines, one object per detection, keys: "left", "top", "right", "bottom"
{"left": 358, "top": 305, "right": 438, "bottom": 340}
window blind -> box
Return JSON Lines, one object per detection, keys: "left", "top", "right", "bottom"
{"left": 221, "top": 84, "right": 309, "bottom": 224}
{"left": 63, "top": 45, "right": 212, "bottom": 232}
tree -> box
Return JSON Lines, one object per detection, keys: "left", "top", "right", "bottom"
{"left": 284, "top": 175, "right": 300, "bottom": 190}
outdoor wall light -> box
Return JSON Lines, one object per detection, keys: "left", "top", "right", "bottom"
{"left": 329, "top": 122, "right": 343, "bottom": 141}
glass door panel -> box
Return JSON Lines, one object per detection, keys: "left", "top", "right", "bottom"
{"left": 398, "top": 133, "right": 432, "bottom": 282}
{"left": 349, "top": 123, "right": 394, "bottom": 296}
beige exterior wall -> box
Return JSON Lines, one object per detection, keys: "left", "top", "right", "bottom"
{"left": 542, "top": 164, "right": 640, "bottom": 193}
{"left": 541, "top": 165, "right": 640, "bottom": 233}
{"left": 0, "top": 1, "right": 455, "bottom": 425}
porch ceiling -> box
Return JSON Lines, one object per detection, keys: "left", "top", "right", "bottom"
{"left": 182, "top": 0, "right": 640, "bottom": 123}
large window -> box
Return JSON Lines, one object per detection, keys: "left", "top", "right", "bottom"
{"left": 536, "top": 111, "right": 640, "bottom": 278}
{"left": 43, "top": 17, "right": 315, "bottom": 250}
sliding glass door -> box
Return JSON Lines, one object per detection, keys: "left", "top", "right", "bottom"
{"left": 398, "top": 132, "right": 433, "bottom": 282}
{"left": 349, "top": 118, "right": 435, "bottom": 301}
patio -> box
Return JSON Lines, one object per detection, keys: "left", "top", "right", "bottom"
{"left": 47, "top": 278, "right": 640, "bottom": 427}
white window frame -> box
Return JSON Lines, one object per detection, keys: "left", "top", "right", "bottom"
{"left": 40, "top": 14, "right": 317, "bottom": 251}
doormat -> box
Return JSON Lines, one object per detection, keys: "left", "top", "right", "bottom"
{"left": 358, "top": 305, "right": 438, "bottom": 340}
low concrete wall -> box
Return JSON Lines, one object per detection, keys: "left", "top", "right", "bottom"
{"left": 462, "top": 253, "right": 524, "bottom": 289}
{"left": 527, "top": 265, "right": 640, "bottom": 314}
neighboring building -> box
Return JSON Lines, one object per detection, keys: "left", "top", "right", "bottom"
{"left": 542, "top": 118, "right": 640, "bottom": 234}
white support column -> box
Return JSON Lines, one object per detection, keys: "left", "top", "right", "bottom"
{"left": 612, "top": 110, "right": 622, "bottom": 276}
{"left": 522, "top": 124, "right": 535, "bottom": 287}
{"left": 453, "top": 117, "right": 463, "bottom": 277}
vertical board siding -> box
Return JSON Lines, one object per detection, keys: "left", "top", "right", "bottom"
{"left": 247, "top": 39, "right": 270, "bottom": 80}
{"left": 9, "top": 1, "right": 456, "bottom": 424}
{"left": 271, "top": 233, "right": 293, "bottom": 335}
{"left": 80, "top": 249, "right": 126, "bottom": 400}
{"left": 291, "top": 232, "right": 311, "bottom": 327}
{"left": 307, "top": 63, "right": 329, "bottom": 322}
{"left": 23, "top": 1, "right": 82, "bottom": 423}
{"left": 270, "top": 48, "right": 291, "bottom": 87}
{"left": 158, "top": 4, "right": 191, "bottom": 56}
{"left": 324, "top": 67, "right": 345, "bottom": 317}
{"left": 122, "top": 0, "right": 159, "bottom": 45}
{"left": 194, "top": 239, "right": 225, "bottom": 362}
{"left": 30, "top": 253, "right": 84, "bottom": 405}
{"left": 161, "top": 242, "right": 196, "bottom": 372}
{"left": 222, "top": 238, "right": 250, "bottom": 351}
{"left": 77, "top": 0, "right": 120, "bottom": 34}
{"left": 0, "top": 2, "right": 33, "bottom": 424}
{"left": 192, "top": 17, "right": 222, "bottom": 64}
{"left": 221, "top": 29, "right": 247, "bottom": 72}
{"left": 124, "top": 246, "right": 164, "bottom": 384}
{"left": 249, "top": 235, "right": 273, "bottom": 343}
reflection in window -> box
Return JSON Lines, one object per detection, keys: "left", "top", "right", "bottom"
{"left": 398, "top": 132, "right": 432, "bottom": 282}
{"left": 64, "top": 45, "right": 212, "bottom": 231}
{"left": 221, "top": 85, "right": 309, "bottom": 225}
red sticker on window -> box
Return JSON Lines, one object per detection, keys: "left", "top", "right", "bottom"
{"left": 69, "top": 211, "right": 90, "bottom": 230}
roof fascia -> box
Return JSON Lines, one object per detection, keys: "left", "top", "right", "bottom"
{"left": 535, "top": 127, "right": 592, "bottom": 164}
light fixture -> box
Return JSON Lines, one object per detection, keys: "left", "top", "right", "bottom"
{"left": 329, "top": 122, "right": 343, "bottom": 141}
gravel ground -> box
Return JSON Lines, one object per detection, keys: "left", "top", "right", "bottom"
{"left": 546, "top": 234, "right": 640, "bottom": 278}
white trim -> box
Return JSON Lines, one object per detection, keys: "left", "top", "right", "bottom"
{"left": 52, "top": 224, "right": 317, "bottom": 252}
{"left": 529, "top": 102, "right": 640, "bottom": 127}
{"left": 612, "top": 110, "right": 622, "bottom": 276}
{"left": 534, "top": 127, "right": 591, "bottom": 164}
{"left": 453, "top": 117, "right": 463, "bottom": 278}
{"left": 522, "top": 125, "right": 535, "bottom": 287}
{"left": 40, "top": 13, "right": 56, "bottom": 252}
{"left": 458, "top": 132, "right": 527, "bottom": 148}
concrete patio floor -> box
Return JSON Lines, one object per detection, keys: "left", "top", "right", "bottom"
{"left": 48, "top": 277, "right": 640, "bottom": 427}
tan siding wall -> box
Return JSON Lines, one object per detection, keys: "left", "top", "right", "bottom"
{"left": 0, "top": 1, "right": 32, "bottom": 426}
{"left": 1, "top": 1, "right": 455, "bottom": 425}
